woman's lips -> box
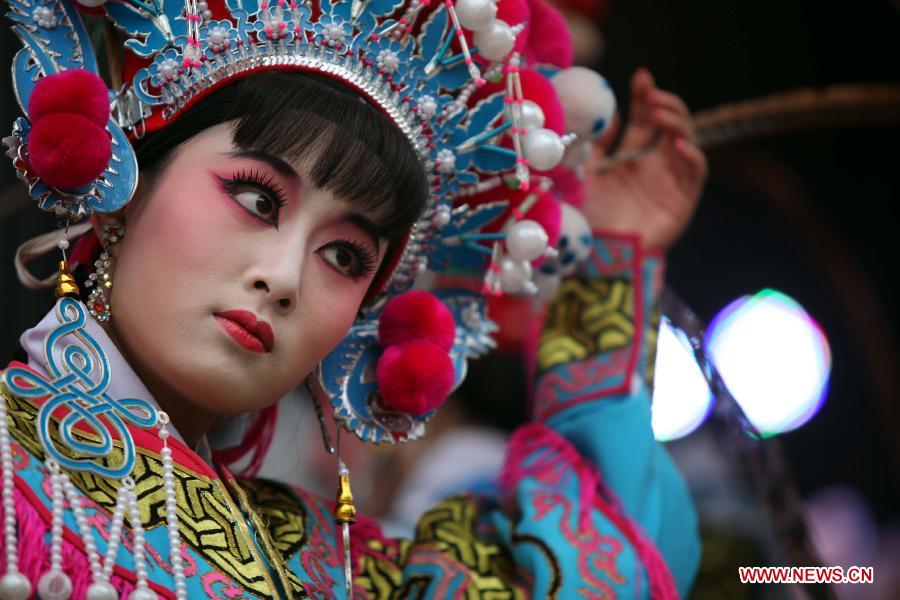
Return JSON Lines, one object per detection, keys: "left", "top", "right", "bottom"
{"left": 214, "top": 310, "right": 275, "bottom": 354}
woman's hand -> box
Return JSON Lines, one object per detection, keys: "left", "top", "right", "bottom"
{"left": 581, "top": 68, "right": 708, "bottom": 252}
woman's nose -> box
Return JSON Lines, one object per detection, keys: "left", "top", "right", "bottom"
{"left": 247, "top": 240, "right": 304, "bottom": 311}
{"left": 253, "top": 280, "right": 293, "bottom": 310}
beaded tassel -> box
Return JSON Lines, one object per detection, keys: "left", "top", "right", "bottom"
{"left": 157, "top": 412, "right": 187, "bottom": 600}
{"left": 504, "top": 54, "right": 529, "bottom": 190}
{"left": 101, "top": 484, "right": 130, "bottom": 585}
{"left": 36, "top": 461, "right": 72, "bottom": 600}
{"left": 182, "top": 0, "right": 203, "bottom": 70}
{"left": 125, "top": 481, "right": 157, "bottom": 600}
{"left": 61, "top": 475, "right": 118, "bottom": 600}
{"left": 0, "top": 394, "right": 31, "bottom": 600}
{"left": 444, "top": 0, "right": 484, "bottom": 85}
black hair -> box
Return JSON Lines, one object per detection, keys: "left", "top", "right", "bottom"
{"left": 133, "top": 71, "right": 428, "bottom": 245}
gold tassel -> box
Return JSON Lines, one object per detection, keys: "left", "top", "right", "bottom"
{"left": 55, "top": 260, "right": 80, "bottom": 299}
{"left": 333, "top": 471, "right": 357, "bottom": 524}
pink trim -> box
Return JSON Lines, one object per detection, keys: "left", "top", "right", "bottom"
{"left": 535, "top": 234, "right": 644, "bottom": 421}
{"left": 0, "top": 484, "right": 182, "bottom": 599}
{"left": 499, "top": 424, "right": 679, "bottom": 599}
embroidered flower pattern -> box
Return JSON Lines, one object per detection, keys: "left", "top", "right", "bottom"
{"left": 201, "top": 20, "right": 235, "bottom": 54}
{"left": 148, "top": 49, "right": 183, "bottom": 87}
{"left": 31, "top": 5, "right": 56, "bottom": 28}
{"left": 313, "top": 15, "right": 352, "bottom": 50}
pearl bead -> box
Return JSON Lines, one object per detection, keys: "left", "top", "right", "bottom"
{"left": 473, "top": 19, "right": 514, "bottom": 61}
{"left": 523, "top": 128, "right": 565, "bottom": 170}
{"left": 551, "top": 67, "right": 617, "bottom": 139}
{"left": 57, "top": 238, "right": 69, "bottom": 250}
{"left": 454, "top": 0, "right": 497, "bottom": 32}
{"left": 37, "top": 570, "right": 72, "bottom": 600}
{"left": 86, "top": 580, "right": 118, "bottom": 600}
{"left": 498, "top": 257, "right": 532, "bottom": 294}
{"left": 505, "top": 99, "right": 544, "bottom": 132}
{"left": 0, "top": 573, "right": 32, "bottom": 600}
{"left": 435, "top": 149, "right": 456, "bottom": 174}
{"left": 505, "top": 220, "right": 548, "bottom": 262}
{"left": 75, "top": 0, "right": 107, "bottom": 6}
{"left": 208, "top": 30, "right": 226, "bottom": 45}
{"left": 435, "top": 207, "right": 451, "bottom": 226}
{"left": 417, "top": 96, "right": 438, "bottom": 119}
{"left": 128, "top": 588, "right": 159, "bottom": 600}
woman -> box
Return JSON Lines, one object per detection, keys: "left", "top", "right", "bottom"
{"left": 1, "top": 0, "right": 705, "bottom": 597}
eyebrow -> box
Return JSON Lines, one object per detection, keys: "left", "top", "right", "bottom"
{"left": 230, "top": 149, "right": 386, "bottom": 248}
{"left": 347, "top": 213, "right": 387, "bottom": 250}
{"left": 229, "top": 149, "right": 300, "bottom": 184}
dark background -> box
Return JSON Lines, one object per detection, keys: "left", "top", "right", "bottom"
{"left": 588, "top": 0, "right": 900, "bottom": 524}
{"left": 2, "top": 0, "right": 898, "bottom": 560}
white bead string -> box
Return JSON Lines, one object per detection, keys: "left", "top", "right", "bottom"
{"left": 157, "top": 412, "right": 187, "bottom": 600}
{"left": 37, "top": 461, "right": 72, "bottom": 600}
{"left": 101, "top": 483, "right": 130, "bottom": 582}
{"left": 61, "top": 475, "right": 118, "bottom": 600}
{"left": 0, "top": 394, "right": 32, "bottom": 600}
{"left": 125, "top": 483, "right": 157, "bottom": 600}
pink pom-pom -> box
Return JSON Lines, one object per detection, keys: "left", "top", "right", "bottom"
{"left": 28, "top": 69, "right": 110, "bottom": 127}
{"left": 519, "top": 69, "right": 566, "bottom": 135}
{"left": 376, "top": 339, "right": 455, "bottom": 415}
{"left": 523, "top": 0, "right": 573, "bottom": 68}
{"left": 496, "top": 0, "right": 531, "bottom": 53}
{"left": 29, "top": 113, "right": 111, "bottom": 189}
{"left": 378, "top": 290, "right": 456, "bottom": 351}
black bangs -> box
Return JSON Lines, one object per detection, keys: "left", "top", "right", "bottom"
{"left": 134, "top": 71, "right": 428, "bottom": 244}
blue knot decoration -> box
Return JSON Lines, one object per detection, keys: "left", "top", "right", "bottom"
{"left": 3, "top": 298, "right": 158, "bottom": 479}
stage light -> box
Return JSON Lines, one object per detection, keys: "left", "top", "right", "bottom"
{"left": 652, "top": 318, "right": 714, "bottom": 441}
{"left": 706, "top": 289, "right": 830, "bottom": 436}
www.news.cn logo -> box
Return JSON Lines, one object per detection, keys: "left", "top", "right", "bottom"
{"left": 739, "top": 566, "right": 874, "bottom": 584}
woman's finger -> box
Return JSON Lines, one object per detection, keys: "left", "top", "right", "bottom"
{"left": 673, "top": 137, "right": 708, "bottom": 184}
{"left": 652, "top": 107, "right": 695, "bottom": 141}
{"left": 628, "top": 68, "right": 656, "bottom": 127}
{"left": 649, "top": 89, "right": 691, "bottom": 119}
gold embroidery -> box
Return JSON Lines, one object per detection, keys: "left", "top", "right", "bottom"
{"left": 355, "top": 496, "right": 527, "bottom": 599}
{"left": 227, "top": 476, "right": 307, "bottom": 598}
{"left": 538, "top": 279, "right": 634, "bottom": 372}
{"left": 2, "top": 387, "right": 278, "bottom": 598}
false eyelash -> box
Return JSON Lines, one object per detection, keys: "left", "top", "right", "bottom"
{"left": 225, "top": 168, "right": 288, "bottom": 208}
{"left": 334, "top": 238, "right": 378, "bottom": 278}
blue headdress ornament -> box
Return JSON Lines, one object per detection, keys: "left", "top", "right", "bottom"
{"left": 4, "top": 0, "right": 611, "bottom": 443}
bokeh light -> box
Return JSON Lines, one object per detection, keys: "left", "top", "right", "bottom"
{"left": 652, "top": 318, "right": 714, "bottom": 441}
{"left": 706, "top": 289, "right": 831, "bottom": 437}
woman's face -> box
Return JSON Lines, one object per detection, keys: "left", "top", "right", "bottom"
{"left": 103, "top": 122, "right": 387, "bottom": 417}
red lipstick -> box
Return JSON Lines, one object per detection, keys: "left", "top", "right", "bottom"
{"left": 214, "top": 310, "right": 275, "bottom": 354}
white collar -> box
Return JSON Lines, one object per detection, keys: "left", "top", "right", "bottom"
{"left": 18, "top": 299, "right": 210, "bottom": 460}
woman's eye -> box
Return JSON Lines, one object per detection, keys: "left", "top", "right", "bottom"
{"left": 231, "top": 188, "right": 279, "bottom": 224}
{"left": 319, "top": 244, "right": 361, "bottom": 277}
